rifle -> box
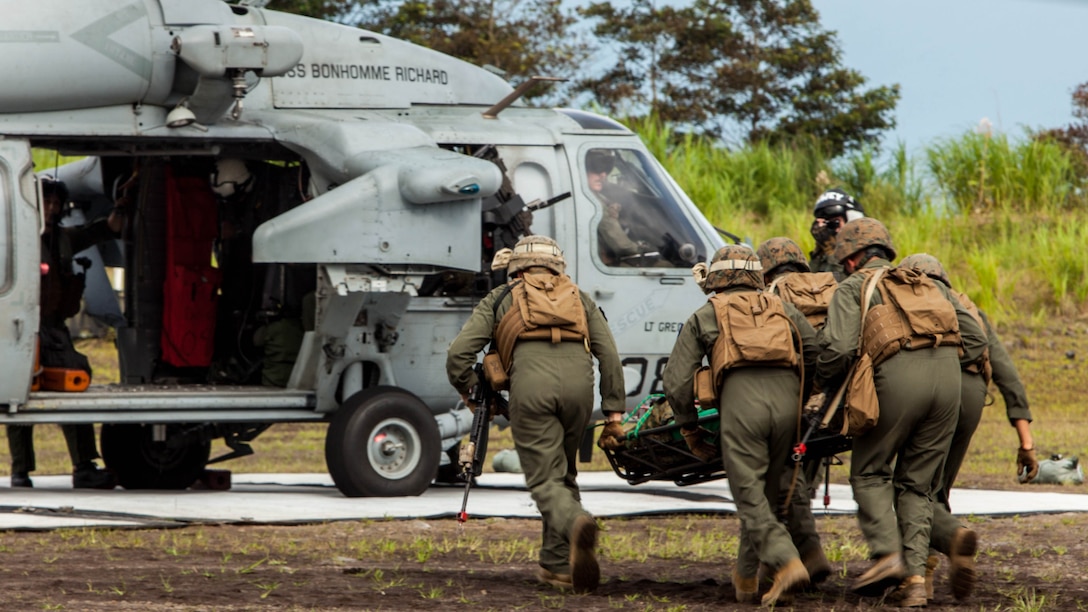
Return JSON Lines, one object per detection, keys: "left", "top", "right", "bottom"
{"left": 484, "top": 191, "right": 573, "bottom": 250}
{"left": 788, "top": 382, "right": 850, "bottom": 510}
{"left": 457, "top": 362, "right": 510, "bottom": 523}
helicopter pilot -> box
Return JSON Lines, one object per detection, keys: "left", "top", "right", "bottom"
{"left": 588, "top": 150, "right": 650, "bottom": 266}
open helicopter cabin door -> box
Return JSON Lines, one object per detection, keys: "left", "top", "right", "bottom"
{"left": 0, "top": 140, "right": 40, "bottom": 405}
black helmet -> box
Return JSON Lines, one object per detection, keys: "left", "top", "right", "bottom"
{"left": 40, "top": 176, "right": 69, "bottom": 203}
{"left": 813, "top": 188, "right": 864, "bottom": 222}
{"left": 586, "top": 149, "right": 615, "bottom": 175}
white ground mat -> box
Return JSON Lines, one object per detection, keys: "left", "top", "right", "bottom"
{"left": 2, "top": 472, "right": 1087, "bottom": 531}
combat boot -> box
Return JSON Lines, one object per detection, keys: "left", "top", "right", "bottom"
{"left": 802, "top": 546, "right": 833, "bottom": 585}
{"left": 537, "top": 568, "right": 572, "bottom": 589}
{"left": 887, "top": 575, "right": 927, "bottom": 607}
{"left": 761, "top": 557, "right": 809, "bottom": 607}
{"left": 569, "top": 514, "right": 600, "bottom": 594}
{"left": 851, "top": 552, "right": 906, "bottom": 596}
{"left": 949, "top": 527, "right": 978, "bottom": 600}
{"left": 10, "top": 471, "right": 33, "bottom": 488}
{"left": 732, "top": 569, "right": 759, "bottom": 604}
{"left": 924, "top": 554, "right": 940, "bottom": 600}
{"left": 756, "top": 562, "right": 774, "bottom": 589}
{"left": 72, "top": 462, "right": 117, "bottom": 489}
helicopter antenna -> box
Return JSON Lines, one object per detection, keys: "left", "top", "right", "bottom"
{"left": 482, "top": 76, "right": 565, "bottom": 119}
{"left": 713, "top": 225, "right": 745, "bottom": 245}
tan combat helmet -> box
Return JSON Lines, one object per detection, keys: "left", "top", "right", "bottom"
{"left": 507, "top": 235, "right": 566, "bottom": 276}
{"left": 900, "top": 253, "right": 951, "bottom": 287}
{"left": 832, "top": 217, "right": 897, "bottom": 264}
{"left": 698, "top": 244, "right": 764, "bottom": 293}
{"left": 756, "top": 237, "right": 811, "bottom": 278}
{"left": 490, "top": 248, "right": 513, "bottom": 271}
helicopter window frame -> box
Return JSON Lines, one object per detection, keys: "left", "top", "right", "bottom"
{"left": 0, "top": 171, "right": 10, "bottom": 293}
{"left": 580, "top": 146, "right": 707, "bottom": 272}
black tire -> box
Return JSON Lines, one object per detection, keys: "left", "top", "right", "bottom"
{"left": 101, "top": 423, "right": 211, "bottom": 490}
{"left": 325, "top": 386, "right": 441, "bottom": 497}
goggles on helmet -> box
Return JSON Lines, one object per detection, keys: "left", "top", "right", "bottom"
{"left": 814, "top": 204, "right": 848, "bottom": 220}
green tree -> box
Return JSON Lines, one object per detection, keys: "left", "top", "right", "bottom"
{"left": 579, "top": 0, "right": 899, "bottom": 157}
{"left": 266, "top": 0, "right": 360, "bottom": 21}
{"left": 1036, "top": 82, "right": 1088, "bottom": 180}
{"left": 346, "top": 0, "right": 592, "bottom": 102}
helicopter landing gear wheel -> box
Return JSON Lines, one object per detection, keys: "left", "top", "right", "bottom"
{"left": 101, "top": 423, "right": 211, "bottom": 490}
{"left": 325, "top": 386, "right": 441, "bottom": 497}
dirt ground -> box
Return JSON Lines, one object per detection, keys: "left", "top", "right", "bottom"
{"left": 0, "top": 497, "right": 1085, "bottom": 611}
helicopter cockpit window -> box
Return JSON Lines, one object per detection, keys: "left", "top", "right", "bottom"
{"left": 585, "top": 148, "right": 706, "bottom": 268}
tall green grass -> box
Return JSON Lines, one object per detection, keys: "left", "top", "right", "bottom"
{"left": 31, "top": 149, "right": 82, "bottom": 173}
{"left": 926, "top": 131, "right": 1081, "bottom": 213}
{"left": 630, "top": 116, "right": 1088, "bottom": 323}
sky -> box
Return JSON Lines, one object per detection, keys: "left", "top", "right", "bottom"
{"left": 811, "top": 0, "right": 1088, "bottom": 152}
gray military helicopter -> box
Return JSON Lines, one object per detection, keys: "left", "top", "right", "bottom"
{"left": 0, "top": 0, "right": 725, "bottom": 496}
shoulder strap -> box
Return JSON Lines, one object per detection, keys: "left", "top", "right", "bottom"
{"left": 488, "top": 280, "right": 520, "bottom": 351}
{"left": 491, "top": 281, "right": 519, "bottom": 319}
{"left": 857, "top": 267, "right": 886, "bottom": 356}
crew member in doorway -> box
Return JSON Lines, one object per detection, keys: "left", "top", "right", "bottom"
{"left": 9, "top": 177, "right": 121, "bottom": 489}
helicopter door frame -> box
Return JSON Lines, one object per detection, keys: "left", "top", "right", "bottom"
{"left": 0, "top": 139, "right": 40, "bottom": 407}
{"left": 568, "top": 140, "right": 713, "bottom": 408}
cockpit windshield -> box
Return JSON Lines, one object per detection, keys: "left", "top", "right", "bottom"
{"left": 584, "top": 147, "right": 707, "bottom": 269}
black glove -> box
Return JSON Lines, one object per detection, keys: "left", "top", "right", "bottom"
{"left": 597, "top": 421, "right": 626, "bottom": 451}
{"left": 680, "top": 425, "right": 720, "bottom": 463}
{"left": 1017, "top": 447, "right": 1039, "bottom": 483}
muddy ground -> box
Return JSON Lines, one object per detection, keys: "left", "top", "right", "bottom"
{"left": 0, "top": 492, "right": 1085, "bottom": 611}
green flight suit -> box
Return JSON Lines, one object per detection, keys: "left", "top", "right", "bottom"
{"left": 767, "top": 271, "right": 834, "bottom": 568}
{"left": 9, "top": 218, "right": 116, "bottom": 474}
{"left": 594, "top": 186, "right": 645, "bottom": 266}
{"left": 254, "top": 317, "right": 304, "bottom": 387}
{"left": 816, "top": 258, "right": 987, "bottom": 577}
{"left": 446, "top": 278, "right": 625, "bottom": 576}
{"left": 930, "top": 310, "right": 1034, "bottom": 555}
{"left": 663, "top": 287, "right": 818, "bottom": 576}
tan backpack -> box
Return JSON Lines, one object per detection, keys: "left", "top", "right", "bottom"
{"left": 862, "top": 266, "right": 961, "bottom": 367}
{"left": 494, "top": 272, "right": 591, "bottom": 372}
{"left": 770, "top": 271, "right": 837, "bottom": 329}
{"left": 707, "top": 292, "right": 799, "bottom": 392}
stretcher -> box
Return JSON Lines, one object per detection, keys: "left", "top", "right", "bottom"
{"left": 600, "top": 395, "right": 852, "bottom": 487}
